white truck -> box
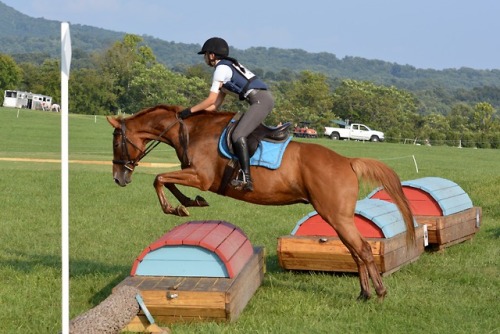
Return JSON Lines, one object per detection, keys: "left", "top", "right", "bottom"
{"left": 324, "top": 121, "right": 384, "bottom": 142}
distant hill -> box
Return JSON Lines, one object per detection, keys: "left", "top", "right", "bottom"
{"left": 1, "top": 1, "right": 500, "bottom": 95}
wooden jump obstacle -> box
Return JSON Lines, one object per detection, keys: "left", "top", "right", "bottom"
{"left": 368, "top": 177, "right": 482, "bottom": 250}
{"left": 277, "top": 199, "right": 426, "bottom": 276}
{"left": 115, "top": 220, "right": 265, "bottom": 325}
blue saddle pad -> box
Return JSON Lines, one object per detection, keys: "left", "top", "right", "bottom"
{"left": 218, "top": 128, "right": 292, "bottom": 170}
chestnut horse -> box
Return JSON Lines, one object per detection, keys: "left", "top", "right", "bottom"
{"left": 107, "top": 104, "right": 414, "bottom": 300}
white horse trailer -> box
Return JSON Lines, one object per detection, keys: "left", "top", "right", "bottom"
{"left": 3, "top": 90, "right": 29, "bottom": 108}
{"left": 3, "top": 90, "right": 52, "bottom": 110}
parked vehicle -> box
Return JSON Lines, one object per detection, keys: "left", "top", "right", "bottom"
{"left": 294, "top": 121, "right": 318, "bottom": 138}
{"left": 324, "top": 120, "right": 384, "bottom": 142}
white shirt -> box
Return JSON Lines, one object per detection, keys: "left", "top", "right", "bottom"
{"left": 210, "top": 64, "right": 233, "bottom": 93}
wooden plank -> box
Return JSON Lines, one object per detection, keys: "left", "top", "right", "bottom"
{"left": 414, "top": 207, "right": 481, "bottom": 248}
{"left": 225, "top": 247, "right": 265, "bottom": 322}
{"left": 223, "top": 239, "right": 254, "bottom": 278}
{"left": 197, "top": 223, "right": 235, "bottom": 252}
{"left": 121, "top": 315, "right": 169, "bottom": 333}
{"left": 436, "top": 214, "right": 480, "bottom": 245}
{"left": 153, "top": 277, "right": 187, "bottom": 291}
{"left": 381, "top": 241, "right": 421, "bottom": 273}
{"left": 164, "top": 222, "right": 206, "bottom": 246}
{"left": 146, "top": 304, "right": 227, "bottom": 318}
{"left": 280, "top": 257, "right": 362, "bottom": 272}
{"left": 182, "top": 221, "right": 219, "bottom": 246}
{"left": 140, "top": 289, "right": 226, "bottom": 305}
{"left": 154, "top": 314, "right": 226, "bottom": 324}
{"left": 278, "top": 227, "right": 424, "bottom": 274}
{"left": 377, "top": 224, "right": 424, "bottom": 253}
{"left": 277, "top": 237, "right": 382, "bottom": 272}
{"left": 278, "top": 236, "right": 383, "bottom": 254}
{"left": 215, "top": 230, "right": 248, "bottom": 263}
{"left": 115, "top": 247, "right": 264, "bottom": 324}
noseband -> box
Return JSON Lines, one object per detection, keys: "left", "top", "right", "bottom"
{"left": 112, "top": 114, "right": 190, "bottom": 171}
{"left": 112, "top": 120, "right": 143, "bottom": 171}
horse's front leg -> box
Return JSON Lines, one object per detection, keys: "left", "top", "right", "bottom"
{"left": 153, "top": 169, "right": 208, "bottom": 216}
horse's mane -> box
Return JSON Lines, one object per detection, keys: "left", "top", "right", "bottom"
{"left": 119, "top": 104, "right": 236, "bottom": 121}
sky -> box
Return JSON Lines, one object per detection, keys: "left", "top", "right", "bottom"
{"left": 2, "top": 0, "right": 500, "bottom": 70}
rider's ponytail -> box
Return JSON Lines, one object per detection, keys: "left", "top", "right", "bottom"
{"left": 220, "top": 56, "right": 246, "bottom": 74}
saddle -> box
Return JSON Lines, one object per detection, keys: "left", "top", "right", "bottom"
{"left": 217, "top": 113, "right": 292, "bottom": 195}
{"left": 223, "top": 112, "right": 292, "bottom": 156}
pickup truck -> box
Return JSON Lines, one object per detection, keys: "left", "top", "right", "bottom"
{"left": 324, "top": 122, "right": 384, "bottom": 142}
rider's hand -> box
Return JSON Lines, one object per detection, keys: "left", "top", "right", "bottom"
{"left": 179, "top": 108, "right": 192, "bottom": 119}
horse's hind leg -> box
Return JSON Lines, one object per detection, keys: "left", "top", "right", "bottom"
{"left": 337, "top": 234, "right": 372, "bottom": 300}
{"left": 318, "top": 205, "right": 387, "bottom": 300}
{"left": 337, "top": 226, "right": 387, "bottom": 300}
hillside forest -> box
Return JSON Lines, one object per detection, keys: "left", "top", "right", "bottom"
{"left": 1, "top": 34, "right": 500, "bottom": 148}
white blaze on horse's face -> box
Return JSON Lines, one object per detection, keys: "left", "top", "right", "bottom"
{"left": 112, "top": 132, "right": 134, "bottom": 187}
{"left": 112, "top": 161, "right": 133, "bottom": 187}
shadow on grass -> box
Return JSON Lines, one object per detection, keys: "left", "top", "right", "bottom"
{"left": 1, "top": 249, "right": 130, "bottom": 275}
{"left": 1, "top": 250, "right": 61, "bottom": 273}
{"left": 485, "top": 226, "right": 500, "bottom": 239}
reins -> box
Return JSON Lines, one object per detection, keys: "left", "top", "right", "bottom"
{"left": 113, "top": 113, "right": 190, "bottom": 170}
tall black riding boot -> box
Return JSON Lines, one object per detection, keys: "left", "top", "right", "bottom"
{"left": 231, "top": 137, "right": 253, "bottom": 191}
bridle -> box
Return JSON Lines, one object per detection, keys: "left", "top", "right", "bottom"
{"left": 112, "top": 114, "right": 190, "bottom": 171}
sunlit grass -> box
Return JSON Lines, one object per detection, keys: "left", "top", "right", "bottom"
{"left": 0, "top": 108, "right": 498, "bottom": 333}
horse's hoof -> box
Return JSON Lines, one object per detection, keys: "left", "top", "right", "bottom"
{"left": 357, "top": 292, "right": 371, "bottom": 301}
{"left": 194, "top": 195, "right": 209, "bottom": 207}
{"left": 176, "top": 205, "right": 190, "bottom": 217}
{"left": 376, "top": 288, "right": 387, "bottom": 301}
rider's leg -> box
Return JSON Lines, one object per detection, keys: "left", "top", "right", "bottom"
{"left": 231, "top": 90, "right": 274, "bottom": 191}
{"left": 231, "top": 136, "right": 253, "bottom": 191}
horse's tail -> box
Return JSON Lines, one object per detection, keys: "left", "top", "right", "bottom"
{"left": 351, "top": 158, "right": 415, "bottom": 247}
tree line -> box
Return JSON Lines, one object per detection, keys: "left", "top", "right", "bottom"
{"left": 1, "top": 34, "right": 499, "bottom": 148}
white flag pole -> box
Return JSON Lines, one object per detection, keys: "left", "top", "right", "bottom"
{"left": 61, "top": 21, "right": 72, "bottom": 334}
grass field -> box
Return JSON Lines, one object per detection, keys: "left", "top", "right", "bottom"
{"left": 0, "top": 107, "right": 499, "bottom": 333}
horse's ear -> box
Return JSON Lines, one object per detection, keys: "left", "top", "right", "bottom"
{"left": 106, "top": 116, "right": 120, "bottom": 128}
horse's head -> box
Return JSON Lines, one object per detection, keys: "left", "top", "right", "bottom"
{"left": 107, "top": 116, "right": 145, "bottom": 187}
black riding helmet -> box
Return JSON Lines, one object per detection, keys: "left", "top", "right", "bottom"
{"left": 197, "top": 37, "right": 229, "bottom": 57}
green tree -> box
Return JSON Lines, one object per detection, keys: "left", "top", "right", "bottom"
{"left": 272, "top": 71, "right": 333, "bottom": 126}
{"left": 0, "top": 53, "right": 22, "bottom": 90}
{"left": 472, "top": 102, "right": 495, "bottom": 132}
{"left": 446, "top": 103, "right": 474, "bottom": 147}
{"left": 69, "top": 68, "right": 117, "bottom": 115}
{"left": 417, "top": 113, "right": 450, "bottom": 146}
{"left": 128, "top": 63, "right": 207, "bottom": 112}
{"left": 98, "top": 34, "right": 157, "bottom": 113}
{"left": 332, "top": 79, "right": 419, "bottom": 141}
{"left": 18, "top": 59, "right": 60, "bottom": 102}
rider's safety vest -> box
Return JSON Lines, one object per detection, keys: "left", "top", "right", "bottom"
{"left": 216, "top": 59, "right": 268, "bottom": 100}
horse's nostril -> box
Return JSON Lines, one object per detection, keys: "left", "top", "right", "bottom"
{"left": 114, "top": 178, "right": 120, "bottom": 185}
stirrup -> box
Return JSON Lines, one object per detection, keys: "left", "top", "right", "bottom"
{"left": 230, "top": 169, "right": 253, "bottom": 191}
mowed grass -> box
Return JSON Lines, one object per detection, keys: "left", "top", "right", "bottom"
{"left": 0, "top": 107, "right": 498, "bottom": 333}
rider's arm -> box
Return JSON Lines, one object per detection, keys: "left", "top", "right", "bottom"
{"left": 190, "top": 80, "right": 225, "bottom": 112}
{"left": 183, "top": 65, "right": 229, "bottom": 116}
{"left": 209, "top": 90, "right": 226, "bottom": 111}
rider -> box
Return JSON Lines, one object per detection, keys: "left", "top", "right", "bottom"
{"left": 179, "top": 37, "right": 274, "bottom": 192}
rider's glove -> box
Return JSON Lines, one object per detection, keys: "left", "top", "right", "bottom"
{"left": 179, "top": 108, "right": 192, "bottom": 119}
